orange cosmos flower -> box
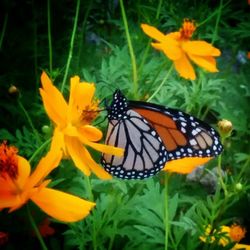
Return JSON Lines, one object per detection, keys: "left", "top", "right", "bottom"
{"left": 39, "top": 72, "right": 124, "bottom": 179}
{"left": 0, "top": 141, "right": 95, "bottom": 222}
{"left": 141, "top": 20, "right": 221, "bottom": 80}
{"left": 247, "top": 52, "right": 250, "bottom": 59}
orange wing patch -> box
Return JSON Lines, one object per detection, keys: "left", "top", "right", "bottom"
{"left": 134, "top": 108, "right": 187, "bottom": 151}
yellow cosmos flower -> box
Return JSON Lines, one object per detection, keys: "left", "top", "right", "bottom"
{"left": 200, "top": 224, "right": 250, "bottom": 250}
{"left": 141, "top": 20, "right": 221, "bottom": 80}
{"left": 0, "top": 141, "right": 95, "bottom": 222}
{"left": 39, "top": 72, "right": 124, "bottom": 179}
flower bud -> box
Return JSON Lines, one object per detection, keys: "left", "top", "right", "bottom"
{"left": 41, "top": 125, "right": 51, "bottom": 135}
{"left": 8, "top": 85, "right": 19, "bottom": 98}
{"left": 235, "top": 182, "right": 243, "bottom": 191}
{"left": 218, "top": 119, "right": 233, "bottom": 138}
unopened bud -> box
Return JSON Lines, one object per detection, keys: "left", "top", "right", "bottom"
{"left": 41, "top": 125, "right": 51, "bottom": 135}
{"left": 8, "top": 85, "right": 19, "bottom": 98}
{"left": 218, "top": 119, "right": 233, "bottom": 138}
{"left": 235, "top": 182, "right": 243, "bottom": 191}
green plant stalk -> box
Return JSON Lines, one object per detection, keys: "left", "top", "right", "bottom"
{"left": 164, "top": 173, "right": 170, "bottom": 250}
{"left": 27, "top": 204, "right": 48, "bottom": 250}
{"left": 147, "top": 64, "right": 173, "bottom": 102}
{"left": 237, "top": 156, "right": 250, "bottom": 182}
{"left": 17, "top": 99, "right": 41, "bottom": 144}
{"left": 217, "top": 137, "right": 228, "bottom": 196}
{"left": 32, "top": 0, "right": 39, "bottom": 88}
{"left": 0, "top": 13, "right": 8, "bottom": 50}
{"left": 60, "top": 0, "right": 81, "bottom": 93}
{"left": 76, "top": 0, "right": 93, "bottom": 71}
{"left": 119, "top": 0, "right": 138, "bottom": 98}
{"left": 155, "top": 0, "right": 163, "bottom": 20}
{"left": 47, "top": 0, "right": 53, "bottom": 73}
{"left": 211, "top": 0, "right": 223, "bottom": 44}
{"left": 29, "top": 138, "right": 51, "bottom": 163}
{"left": 85, "top": 175, "right": 97, "bottom": 250}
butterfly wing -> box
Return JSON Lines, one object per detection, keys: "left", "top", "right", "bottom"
{"left": 129, "top": 100, "right": 223, "bottom": 173}
{"left": 101, "top": 91, "right": 168, "bottom": 179}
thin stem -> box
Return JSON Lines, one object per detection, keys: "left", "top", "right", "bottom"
{"left": 237, "top": 156, "right": 250, "bottom": 182}
{"left": 17, "top": 99, "right": 41, "bottom": 144}
{"left": 84, "top": 175, "right": 97, "bottom": 250}
{"left": 217, "top": 137, "right": 228, "bottom": 196}
{"left": 47, "top": 0, "right": 53, "bottom": 73}
{"left": 155, "top": 0, "right": 163, "bottom": 20}
{"left": 164, "top": 173, "right": 170, "bottom": 250}
{"left": 60, "top": 0, "right": 81, "bottom": 93}
{"left": 0, "top": 13, "right": 8, "bottom": 50}
{"left": 147, "top": 64, "right": 173, "bottom": 102}
{"left": 119, "top": 0, "right": 138, "bottom": 98}
{"left": 211, "top": 0, "right": 223, "bottom": 44}
{"left": 27, "top": 204, "right": 48, "bottom": 250}
{"left": 29, "top": 138, "right": 51, "bottom": 163}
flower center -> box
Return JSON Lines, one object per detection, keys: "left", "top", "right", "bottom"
{"left": 179, "top": 19, "right": 196, "bottom": 40}
{"left": 80, "top": 100, "right": 99, "bottom": 125}
{"left": 0, "top": 141, "right": 18, "bottom": 179}
{"left": 229, "top": 224, "right": 246, "bottom": 242}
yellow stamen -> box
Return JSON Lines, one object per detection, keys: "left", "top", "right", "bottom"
{"left": 229, "top": 224, "right": 246, "bottom": 242}
{"left": 179, "top": 19, "right": 196, "bottom": 40}
{"left": 80, "top": 100, "right": 100, "bottom": 125}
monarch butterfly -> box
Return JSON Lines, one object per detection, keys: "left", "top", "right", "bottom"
{"left": 101, "top": 90, "right": 223, "bottom": 179}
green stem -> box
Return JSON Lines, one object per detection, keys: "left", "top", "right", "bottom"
{"left": 119, "top": 0, "right": 138, "bottom": 98}
{"left": 237, "top": 156, "right": 250, "bottom": 182}
{"left": 76, "top": 0, "right": 93, "bottom": 71}
{"left": 84, "top": 175, "right": 97, "bottom": 250}
{"left": 0, "top": 13, "right": 8, "bottom": 50}
{"left": 211, "top": 0, "right": 223, "bottom": 44}
{"left": 17, "top": 99, "right": 41, "bottom": 144}
{"left": 60, "top": 0, "right": 81, "bottom": 93}
{"left": 164, "top": 173, "right": 170, "bottom": 250}
{"left": 29, "top": 138, "right": 51, "bottom": 163}
{"left": 217, "top": 137, "right": 228, "bottom": 196}
{"left": 47, "top": 0, "right": 53, "bottom": 73}
{"left": 155, "top": 0, "right": 163, "bottom": 20}
{"left": 147, "top": 64, "right": 173, "bottom": 102}
{"left": 32, "top": 0, "right": 38, "bottom": 88}
{"left": 27, "top": 204, "right": 48, "bottom": 250}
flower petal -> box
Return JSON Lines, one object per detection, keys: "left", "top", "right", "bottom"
{"left": 51, "top": 128, "right": 66, "bottom": 154}
{"left": 78, "top": 125, "right": 103, "bottom": 142}
{"left": 174, "top": 52, "right": 196, "bottom": 80}
{"left": 188, "top": 54, "right": 219, "bottom": 72}
{"left": 81, "top": 146, "right": 112, "bottom": 179}
{"left": 65, "top": 137, "right": 91, "bottom": 176}
{"left": 40, "top": 72, "right": 68, "bottom": 127}
{"left": 182, "top": 41, "right": 221, "bottom": 56}
{"left": 31, "top": 187, "right": 95, "bottom": 222}
{"left": 0, "top": 195, "right": 21, "bottom": 210}
{"left": 24, "top": 150, "right": 62, "bottom": 190}
{"left": 163, "top": 157, "right": 213, "bottom": 174}
{"left": 152, "top": 41, "right": 182, "bottom": 60}
{"left": 16, "top": 156, "right": 31, "bottom": 188}
{"left": 141, "top": 23, "right": 167, "bottom": 42}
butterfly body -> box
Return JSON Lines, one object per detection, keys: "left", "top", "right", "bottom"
{"left": 101, "top": 90, "right": 223, "bottom": 179}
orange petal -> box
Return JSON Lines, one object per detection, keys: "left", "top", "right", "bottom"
{"left": 78, "top": 125, "right": 103, "bottom": 142}
{"left": 40, "top": 72, "right": 67, "bottom": 126}
{"left": 65, "top": 137, "right": 91, "bottom": 176}
{"left": 81, "top": 146, "right": 112, "bottom": 179}
{"left": 163, "top": 157, "right": 213, "bottom": 174}
{"left": 141, "top": 23, "right": 168, "bottom": 42}
{"left": 51, "top": 128, "right": 66, "bottom": 154}
{"left": 16, "top": 156, "right": 31, "bottom": 188}
{"left": 31, "top": 187, "right": 95, "bottom": 222}
{"left": 188, "top": 54, "right": 219, "bottom": 72}
{"left": 182, "top": 41, "right": 221, "bottom": 56}
{"left": 24, "top": 150, "right": 62, "bottom": 190}
{"left": 0, "top": 195, "right": 22, "bottom": 211}
{"left": 174, "top": 53, "right": 196, "bottom": 80}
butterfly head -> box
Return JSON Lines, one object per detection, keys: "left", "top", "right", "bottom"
{"left": 107, "top": 90, "right": 128, "bottom": 120}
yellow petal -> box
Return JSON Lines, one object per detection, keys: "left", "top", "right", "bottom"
{"left": 234, "top": 244, "right": 250, "bottom": 250}
{"left": 188, "top": 54, "right": 219, "bottom": 72}
{"left": 16, "top": 156, "right": 31, "bottom": 188}
{"left": 152, "top": 41, "right": 182, "bottom": 60}
{"left": 30, "top": 187, "right": 95, "bottom": 222}
{"left": 141, "top": 24, "right": 167, "bottom": 42}
{"left": 163, "top": 157, "right": 213, "bottom": 174}
{"left": 69, "top": 76, "right": 96, "bottom": 109}
{"left": 65, "top": 137, "right": 91, "bottom": 176}
{"left": 51, "top": 128, "right": 66, "bottom": 154}
{"left": 81, "top": 146, "right": 112, "bottom": 179}
{"left": 40, "top": 72, "right": 68, "bottom": 126}
{"left": 78, "top": 125, "right": 103, "bottom": 142}
{"left": 182, "top": 41, "right": 221, "bottom": 56}
{"left": 24, "top": 150, "right": 62, "bottom": 190}
{"left": 174, "top": 53, "right": 196, "bottom": 80}
{"left": 0, "top": 196, "right": 22, "bottom": 211}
